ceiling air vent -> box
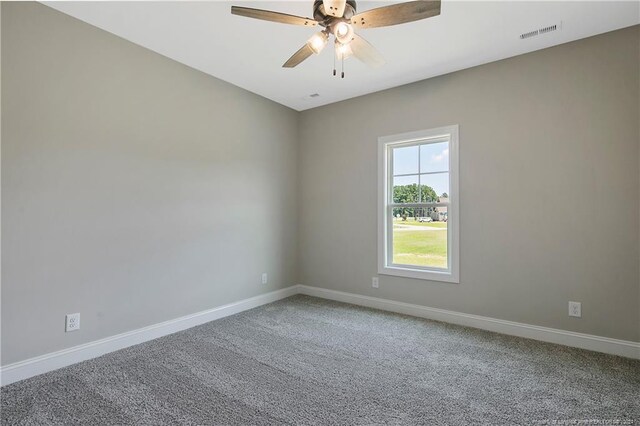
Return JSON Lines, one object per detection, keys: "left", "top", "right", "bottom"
{"left": 520, "top": 30, "right": 539, "bottom": 40}
{"left": 520, "top": 22, "right": 561, "bottom": 40}
{"left": 539, "top": 24, "right": 557, "bottom": 35}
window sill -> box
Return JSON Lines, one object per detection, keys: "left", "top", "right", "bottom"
{"left": 378, "top": 265, "right": 459, "bottom": 284}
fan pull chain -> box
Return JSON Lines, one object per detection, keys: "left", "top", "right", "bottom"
{"left": 333, "top": 49, "right": 336, "bottom": 76}
{"left": 341, "top": 54, "right": 345, "bottom": 79}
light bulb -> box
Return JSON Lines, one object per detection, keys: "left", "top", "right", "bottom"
{"left": 333, "top": 22, "right": 354, "bottom": 44}
{"left": 335, "top": 41, "right": 352, "bottom": 60}
{"left": 307, "top": 31, "right": 329, "bottom": 54}
{"left": 336, "top": 22, "right": 349, "bottom": 37}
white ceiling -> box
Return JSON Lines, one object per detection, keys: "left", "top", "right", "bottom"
{"left": 44, "top": 1, "right": 639, "bottom": 111}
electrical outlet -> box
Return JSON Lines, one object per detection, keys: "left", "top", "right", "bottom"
{"left": 261, "top": 273, "right": 268, "bottom": 285}
{"left": 568, "top": 301, "right": 581, "bottom": 318}
{"left": 65, "top": 313, "right": 80, "bottom": 332}
{"left": 372, "top": 277, "right": 379, "bottom": 289}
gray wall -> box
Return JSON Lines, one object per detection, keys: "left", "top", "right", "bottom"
{"left": 298, "top": 26, "right": 640, "bottom": 342}
{"left": 1, "top": 2, "right": 298, "bottom": 365}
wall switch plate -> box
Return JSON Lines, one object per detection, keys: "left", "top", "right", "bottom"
{"left": 372, "top": 277, "right": 379, "bottom": 289}
{"left": 65, "top": 313, "right": 80, "bottom": 332}
{"left": 261, "top": 273, "right": 268, "bottom": 285}
{"left": 568, "top": 301, "right": 581, "bottom": 318}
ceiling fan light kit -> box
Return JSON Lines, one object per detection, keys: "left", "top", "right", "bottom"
{"left": 231, "top": 0, "right": 441, "bottom": 77}
{"left": 334, "top": 21, "right": 355, "bottom": 44}
{"left": 335, "top": 40, "right": 353, "bottom": 60}
{"left": 308, "top": 31, "right": 329, "bottom": 54}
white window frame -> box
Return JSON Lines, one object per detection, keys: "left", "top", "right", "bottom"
{"left": 377, "top": 125, "right": 459, "bottom": 283}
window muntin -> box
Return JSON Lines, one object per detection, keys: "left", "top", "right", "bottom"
{"left": 378, "top": 126, "right": 459, "bottom": 283}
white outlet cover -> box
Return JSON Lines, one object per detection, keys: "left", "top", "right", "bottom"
{"left": 261, "top": 273, "right": 268, "bottom": 285}
{"left": 65, "top": 313, "right": 81, "bottom": 332}
{"left": 568, "top": 301, "right": 581, "bottom": 318}
{"left": 372, "top": 277, "right": 379, "bottom": 289}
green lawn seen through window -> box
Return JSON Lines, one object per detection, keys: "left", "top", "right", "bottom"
{"left": 392, "top": 218, "right": 448, "bottom": 269}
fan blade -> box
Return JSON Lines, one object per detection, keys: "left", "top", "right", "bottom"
{"left": 351, "top": 0, "right": 441, "bottom": 29}
{"left": 322, "top": 0, "right": 346, "bottom": 18}
{"left": 349, "top": 34, "right": 385, "bottom": 68}
{"left": 283, "top": 44, "right": 315, "bottom": 68}
{"left": 231, "top": 6, "right": 317, "bottom": 27}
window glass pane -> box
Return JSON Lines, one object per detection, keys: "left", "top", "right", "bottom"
{"left": 392, "top": 205, "right": 448, "bottom": 269}
{"left": 393, "top": 145, "right": 419, "bottom": 175}
{"left": 420, "top": 141, "right": 449, "bottom": 173}
{"left": 393, "top": 175, "right": 419, "bottom": 204}
{"left": 420, "top": 173, "right": 449, "bottom": 201}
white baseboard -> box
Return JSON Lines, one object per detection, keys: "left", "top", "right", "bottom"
{"left": 3, "top": 284, "right": 638, "bottom": 387}
{"left": 297, "top": 285, "right": 640, "bottom": 360}
{"left": 0, "top": 285, "right": 299, "bottom": 386}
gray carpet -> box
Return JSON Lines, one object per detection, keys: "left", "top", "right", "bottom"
{"left": 1, "top": 295, "right": 639, "bottom": 425}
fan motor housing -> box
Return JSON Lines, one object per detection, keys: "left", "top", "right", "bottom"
{"left": 313, "top": 0, "right": 357, "bottom": 22}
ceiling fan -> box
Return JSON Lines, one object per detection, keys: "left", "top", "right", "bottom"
{"left": 231, "top": 0, "right": 441, "bottom": 77}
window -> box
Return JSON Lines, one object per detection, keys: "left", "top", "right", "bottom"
{"left": 378, "top": 125, "right": 459, "bottom": 283}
